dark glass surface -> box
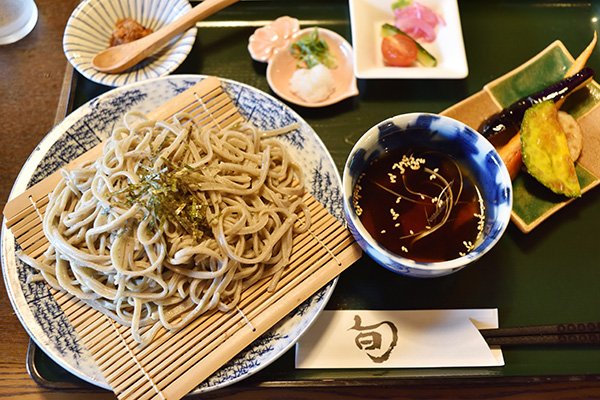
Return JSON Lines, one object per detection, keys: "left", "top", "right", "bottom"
{"left": 32, "top": 0, "right": 600, "bottom": 388}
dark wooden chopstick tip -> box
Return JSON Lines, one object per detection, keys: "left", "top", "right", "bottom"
{"left": 480, "top": 322, "right": 600, "bottom": 346}
{"left": 480, "top": 322, "right": 600, "bottom": 337}
{"left": 485, "top": 333, "right": 600, "bottom": 346}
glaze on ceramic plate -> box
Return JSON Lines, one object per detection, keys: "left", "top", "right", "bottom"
{"left": 1, "top": 75, "right": 343, "bottom": 393}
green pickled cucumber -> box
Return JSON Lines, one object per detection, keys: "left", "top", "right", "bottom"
{"left": 520, "top": 100, "right": 581, "bottom": 197}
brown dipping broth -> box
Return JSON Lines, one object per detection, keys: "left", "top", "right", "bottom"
{"left": 353, "top": 147, "right": 485, "bottom": 263}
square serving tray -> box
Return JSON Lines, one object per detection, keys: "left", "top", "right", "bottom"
{"left": 28, "top": 0, "right": 600, "bottom": 393}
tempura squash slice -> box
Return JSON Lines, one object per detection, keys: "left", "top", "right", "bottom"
{"left": 520, "top": 100, "right": 581, "bottom": 197}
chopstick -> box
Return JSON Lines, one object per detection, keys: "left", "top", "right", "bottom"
{"left": 479, "top": 322, "right": 600, "bottom": 346}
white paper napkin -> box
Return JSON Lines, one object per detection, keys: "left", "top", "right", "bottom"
{"left": 295, "top": 309, "right": 504, "bottom": 368}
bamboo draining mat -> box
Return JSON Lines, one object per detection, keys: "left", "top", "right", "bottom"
{"left": 3, "top": 77, "right": 362, "bottom": 400}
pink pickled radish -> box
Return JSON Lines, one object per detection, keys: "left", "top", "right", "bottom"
{"left": 394, "top": 2, "right": 444, "bottom": 42}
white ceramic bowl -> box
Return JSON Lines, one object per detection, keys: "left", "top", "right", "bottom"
{"left": 343, "top": 113, "right": 512, "bottom": 278}
{"left": 63, "top": 0, "right": 196, "bottom": 87}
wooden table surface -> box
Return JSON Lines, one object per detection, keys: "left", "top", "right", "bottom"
{"left": 2, "top": 1, "right": 600, "bottom": 399}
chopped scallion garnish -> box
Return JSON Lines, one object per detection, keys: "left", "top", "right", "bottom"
{"left": 114, "top": 159, "right": 211, "bottom": 240}
{"left": 290, "top": 28, "right": 336, "bottom": 69}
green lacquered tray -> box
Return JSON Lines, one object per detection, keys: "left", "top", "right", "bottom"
{"left": 29, "top": 0, "right": 600, "bottom": 391}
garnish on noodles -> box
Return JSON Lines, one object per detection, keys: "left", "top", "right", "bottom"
{"left": 116, "top": 157, "right": 212, "bottom": 241}
{"left": 352, "top": 148, "right": 485, "bottom": 262}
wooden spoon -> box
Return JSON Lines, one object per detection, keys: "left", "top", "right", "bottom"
{"left": 92, "top": 0, "right": 239, "bottom": 74}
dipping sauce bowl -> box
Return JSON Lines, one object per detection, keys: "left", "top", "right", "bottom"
{"left": 343, "top": 113, "right": 512, "bottom": 278}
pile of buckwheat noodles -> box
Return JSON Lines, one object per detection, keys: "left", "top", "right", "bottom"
{"left": 19, "top": 112, "right": 309, "bottom": 344}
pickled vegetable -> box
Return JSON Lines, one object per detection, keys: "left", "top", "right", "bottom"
{"left": 381, "top": 23, "right": 437, "bottom": 67}
{"left": 520, "top": 101, "right": 580, "bottom": 197}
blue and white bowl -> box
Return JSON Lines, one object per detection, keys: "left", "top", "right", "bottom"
{"left": 63, "top": 0, "right": 196, "bottom": 87}
{"left": 343, "top": 113, "right": 513, "bottom": 278}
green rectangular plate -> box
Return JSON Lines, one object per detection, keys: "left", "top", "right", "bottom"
{"left": 481, "top": 40, "right": 600, "bottom": 231}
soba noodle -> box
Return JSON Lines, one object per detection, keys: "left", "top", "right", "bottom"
{"left": 20, "top": 112, "right": 310, "bottom": 344}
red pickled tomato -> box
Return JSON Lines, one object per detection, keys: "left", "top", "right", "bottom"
{"left": 381, "top": 34, "right": 418, "bottom": 67}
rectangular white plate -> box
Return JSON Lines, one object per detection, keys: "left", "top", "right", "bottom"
{"left": 349, "top": 0, "right": 469, "bottom": 79}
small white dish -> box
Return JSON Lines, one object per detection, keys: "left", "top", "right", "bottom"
{"left": 249, "top": 17, "right": 358, "bottom": 108}
{"left": 348, "top": 0, "right": 468, "bottom": 79}
{"left": 63, "top": 0, "right": 197, "bottom": 87}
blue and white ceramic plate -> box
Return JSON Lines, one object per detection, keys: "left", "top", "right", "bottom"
{"left": 63, "top": 0, "right": 197, "bottom": 87}
{"left": 1, "top": 75, "right": 343, "bottom": 393}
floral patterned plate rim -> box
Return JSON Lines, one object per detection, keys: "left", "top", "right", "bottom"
{"left": 1, "top": 74, "right": 342, "bottom": 393}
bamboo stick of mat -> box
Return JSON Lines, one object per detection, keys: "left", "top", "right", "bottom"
{"left": 3, "top": 76, "right": 362, "bottom": 400}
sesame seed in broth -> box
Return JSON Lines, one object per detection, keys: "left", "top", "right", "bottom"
{"left": 352, "top": 149, "right": 485, "bottom": 263}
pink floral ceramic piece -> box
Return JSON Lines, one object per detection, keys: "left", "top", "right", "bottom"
{"left": 248, "top": 16, "right": 300, "bottom": 62}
